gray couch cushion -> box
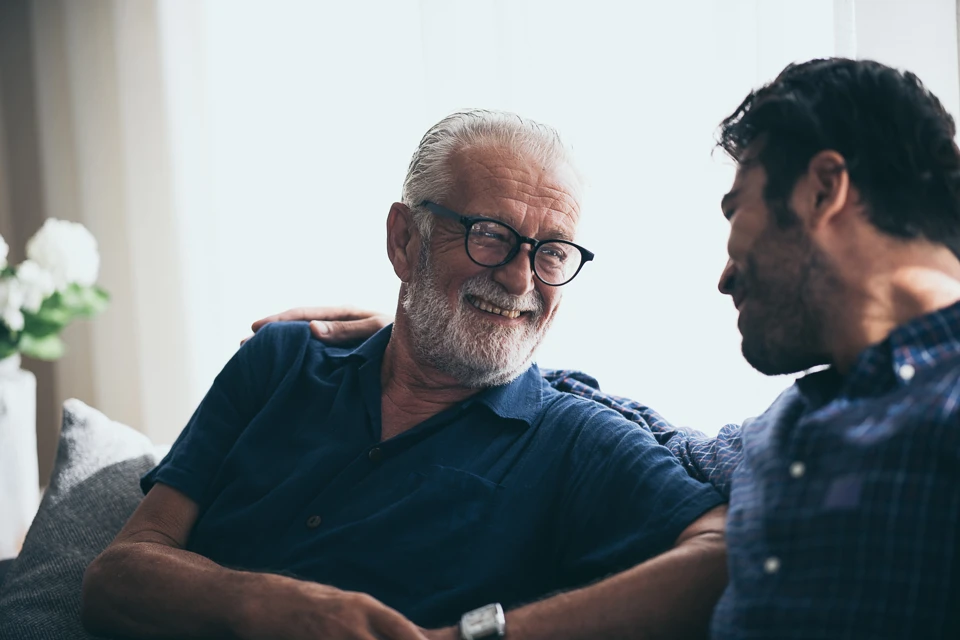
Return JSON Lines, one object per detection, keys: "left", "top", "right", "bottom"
{"left": 0, "top": 558, "right": 14, "bottom": 591}
{"left": 0, "top": 399, "right": 163, "bottom": 640}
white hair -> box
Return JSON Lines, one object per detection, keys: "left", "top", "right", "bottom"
{"left": 401, "top": 109, "right": 581, "bottom": 239}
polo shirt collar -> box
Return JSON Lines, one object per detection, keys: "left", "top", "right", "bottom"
{"left": 325, "top": 324, "right": 395, "bottom": 363}
{"left": 330, "top": 323, "right": 545, "bottom": 428}
{"left": 467, "top": 363, "right": 545, "bottom": 428}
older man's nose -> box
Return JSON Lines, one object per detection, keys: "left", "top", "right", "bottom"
{"left": 493, "top": 250, "right": 536, "bottom": 297}
{"left": 718, "top": 259, "right": 737, "bottom": 296}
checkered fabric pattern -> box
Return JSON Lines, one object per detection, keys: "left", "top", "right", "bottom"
{"left": 547, "top": 300, "right": 960, "bottom": 638}
{"left": 543, "top": 369, "right": 741, "bottom": 498}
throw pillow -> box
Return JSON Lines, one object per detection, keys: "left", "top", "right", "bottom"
{"left": 0, "top": 399, "right": 164, "bottom": 640}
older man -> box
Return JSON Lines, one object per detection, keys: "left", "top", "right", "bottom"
{"left": 81, "top": 111, "right": 726, "bottom": 640}
{"left": 276, "top": 58, "right": 960, "bottom": 638}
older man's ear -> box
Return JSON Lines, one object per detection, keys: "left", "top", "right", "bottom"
{"left": 386, "top": 202, "right": 420, "bottom": 283}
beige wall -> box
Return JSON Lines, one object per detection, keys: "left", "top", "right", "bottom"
{"left": 0, "top": 0, "right": 60, "bottom": 486}
{"left": 0, "top": 0, "right": 191, "bottom": 486}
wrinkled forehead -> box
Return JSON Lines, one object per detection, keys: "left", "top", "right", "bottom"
{"left": 448, "top": 145, "right": 583, "bottom": 234}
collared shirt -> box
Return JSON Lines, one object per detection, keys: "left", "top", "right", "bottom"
{"left": 143, "top": 322, "right": 722, "bottom": 628}
{"left": 548, "top": 301, "right": 960, "bottom": 638}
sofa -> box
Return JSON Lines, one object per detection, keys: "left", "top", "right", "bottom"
{"left": 0, "top": 558, "right": 13, "bottom": 590}
{"left": 0, "top": 400, "right": 168, "bottom": 640}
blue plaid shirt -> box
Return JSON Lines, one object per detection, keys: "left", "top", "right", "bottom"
{"left": 544, "top": 301, "right": 960, "bottom": 638}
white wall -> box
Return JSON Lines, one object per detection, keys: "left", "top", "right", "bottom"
{"left": 858, "top": 0, "right": 960, "bottom": 116}
{"left": 142, "top": 0, "right": 960, "bottom": 441}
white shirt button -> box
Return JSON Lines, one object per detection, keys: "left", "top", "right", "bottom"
{"left": 764, "top": 556, "right": 781, "bottom": 574}
{"left": 898, "top": 364, "right": 916, "bottom": 382}
{"left": 789, "top": 461, "right": 806, "bottom": 478}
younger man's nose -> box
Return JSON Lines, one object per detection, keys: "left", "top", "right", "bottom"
{"left": 718, "top": 259, "right": 738, "bottom": 296}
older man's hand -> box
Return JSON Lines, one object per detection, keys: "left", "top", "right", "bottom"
{"left": 240, "top": 580, "right": 429, "bottom": 640}
{"left": 420, "top": 626, "right": 459, "bottom": 640}
{"left": 245, "top": 306, "right": 393, "bottom": 345}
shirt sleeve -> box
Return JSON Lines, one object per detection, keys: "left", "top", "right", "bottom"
{"left": 544, "top": 368, "right": 743, "bottom": 498}
{"left": 551, "top": 397, "right": 727, "bottom": 588}
{"left": 140, "top": 321, "right": 312, "bottom": 506}
{"left": 665, "top": 423, "right": 743, "bottom": 499}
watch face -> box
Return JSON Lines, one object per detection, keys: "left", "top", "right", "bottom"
{"left": 461, "top": 603, "right": 505, "bottom": 639}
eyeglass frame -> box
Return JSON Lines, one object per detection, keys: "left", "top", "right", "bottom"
{"left": 420, "top": 200, "right": 595, "bottom": 286}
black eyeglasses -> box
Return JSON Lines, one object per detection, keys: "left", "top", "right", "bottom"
{"left": 421, "top": 201, "right": 594, "bottom": 286}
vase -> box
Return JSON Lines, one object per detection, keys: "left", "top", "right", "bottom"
{"left": 0, "top": 353, "right": 39, "bottom": 560}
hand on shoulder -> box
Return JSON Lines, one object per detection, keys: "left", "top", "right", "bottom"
{"left": 244, "top": 306, "right": 393, "bottom": 346}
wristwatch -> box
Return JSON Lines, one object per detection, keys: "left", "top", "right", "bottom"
{"left": 459, "top": 603, "right": 506, "bottom": 639}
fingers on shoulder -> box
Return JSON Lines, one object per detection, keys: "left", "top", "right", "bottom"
{"left": 250, "top": 307, "right": 318, "bottom": 332}
{"left": 253, "top": 306, "right": 377, "bottom": 333}
{"left": 310, "top": 316, "right": 389, "bottom": 343}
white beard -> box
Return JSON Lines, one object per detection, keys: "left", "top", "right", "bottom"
{"left": 401, "top": 247, "right": 553, "bottom": 388}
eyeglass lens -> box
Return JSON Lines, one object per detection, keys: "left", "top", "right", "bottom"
{"left": 466, "top": 220, "right": 582, "bottom": 285}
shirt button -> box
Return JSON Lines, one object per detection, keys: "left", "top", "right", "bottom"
{"left": 306, "top": 515, "right": 322, "bottom": 529}
{"left": 789, "top": 461, "right": 806, "bottom": 478}
{"left": 764, "top": 556, "right": 781, "bottom": 574}
{"left": 898, "top": 364, "right": 916, "bottom": 382}
{"left": 368, "top": 447, "right": 383, "bottom": 463}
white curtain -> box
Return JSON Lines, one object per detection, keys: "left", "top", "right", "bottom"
{"left": 25, "top": 0, "right": 960, "bottom": 448}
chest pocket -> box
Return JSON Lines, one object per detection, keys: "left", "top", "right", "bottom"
{"left": 342, "top": 464, "right": 506, "bottom": 592}
{"left": 406, "top": 465, "right": 502, "bottom": 528}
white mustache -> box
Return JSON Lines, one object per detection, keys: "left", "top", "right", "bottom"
{"left": 461, "top": 275, "right": 544, "bottom": 315}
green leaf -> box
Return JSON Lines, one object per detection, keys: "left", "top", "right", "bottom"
{"left": 0, "top": 337, "right": 18, "bottom": 360}
{"left": 22, "top": 305, "right": 71, "bottom": 338}
{"left": 19, "top": 334, "right": 65, "bottom": 361}
{"left": 18, "top": 284, "right": 109, "bottom": 341}
{"left": 59, "top": 284, "right": 110, "bottom": 317}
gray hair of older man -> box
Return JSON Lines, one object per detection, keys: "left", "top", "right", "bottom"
{"left": 401, "top": 109, "right": 582, "bottom": 240}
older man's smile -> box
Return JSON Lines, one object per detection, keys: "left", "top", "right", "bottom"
{"left": 465, "top": 294, "right": 525, "bottom": 319}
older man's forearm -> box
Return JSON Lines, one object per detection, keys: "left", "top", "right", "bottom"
{"left": 427, "top": 506, "right": 728, "bottom": 640}
{"left": 83, "top": 540, "right": 428, "bottom": 640}
{"left": 519, "top": 528, "right": 725, "bottom": 639}
{"left": 82, "top": 541, "right": 255, "bottom": 638}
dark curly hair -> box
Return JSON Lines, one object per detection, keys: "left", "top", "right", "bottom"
{"left": 718, "top": 58, "right": 960, "bottom": 257}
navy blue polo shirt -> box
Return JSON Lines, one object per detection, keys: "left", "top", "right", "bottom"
{"left": 143, "top": 322, "right": 723, "bottom": 627}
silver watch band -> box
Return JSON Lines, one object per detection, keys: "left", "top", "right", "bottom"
{"left": 459, "top": 602, "right": 506, "bottom": 640}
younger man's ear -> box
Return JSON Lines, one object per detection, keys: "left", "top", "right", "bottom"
{"left": 386, "top": 202, "right": 420, "bottom": 282}
{"left": 795, "top": 150, "right": 851, "bottom": 229}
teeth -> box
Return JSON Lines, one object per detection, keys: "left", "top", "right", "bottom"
{"left": 468, "top": 295, "right": 522, "bottom": 319}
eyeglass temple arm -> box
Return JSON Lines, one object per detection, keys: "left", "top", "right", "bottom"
{"left": 420, "top": 201, "right": 464, "bottom": 223}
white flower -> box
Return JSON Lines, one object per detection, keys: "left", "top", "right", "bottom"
{"left": 16, "top": 260, "right": 55, "bottom": 313}
{"left": 26, "top": 219, "right": 100, "bottom": 291}
{"left": 0, "top": 278, "right": 25, "bottom": 332}
{"left": 0, "top": 235, "right": 8, "bottom": 270}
